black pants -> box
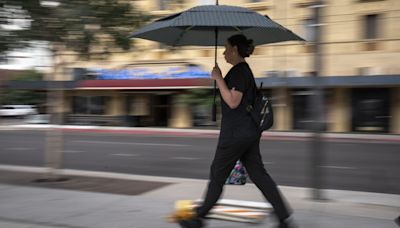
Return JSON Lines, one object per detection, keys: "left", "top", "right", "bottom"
{"left": 197, "top": 137, "right": 291, "bottom": 221}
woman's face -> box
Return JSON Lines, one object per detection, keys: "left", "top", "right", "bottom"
{"left": 223, "top": 41, "right": 237, "bottom": 65}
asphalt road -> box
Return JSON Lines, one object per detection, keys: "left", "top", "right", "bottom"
{"left": 0, "top": 130, "right": 399, "bottom": 194}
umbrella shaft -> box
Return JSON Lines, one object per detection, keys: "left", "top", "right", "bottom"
{"left": 212, "top": 26, "right": 218, "bottom": 122}
{"left": 214, "top": 27, "right": 218, "bottom": 65}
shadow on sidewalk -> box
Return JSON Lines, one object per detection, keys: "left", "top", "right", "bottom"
{"left": 0, "top": 170, "right": 172, "bottom": 196}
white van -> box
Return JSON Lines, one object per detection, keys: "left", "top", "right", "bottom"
{"left": 0, "top": 105, "right": 38, "bottom": 118}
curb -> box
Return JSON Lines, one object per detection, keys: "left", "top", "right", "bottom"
{"left": 1, "top": 124, "right": 400, "bottom": 143}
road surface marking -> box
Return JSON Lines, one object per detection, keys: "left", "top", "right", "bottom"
{"left": 64, "top": 150, "right": 84, "bottom": 153}
{"left": 320, "top": 165, "right": 357, "bottom": 170}
{"left": 72, "top": 140, "right": 189, "bottom": 147}
{"left": 263, "top": 161, "right": 274, "bottom": 165}
{"left": 6, "top": 147, "right": 31, "bottom": 151}
{"left": 112, "top": 153, "right": 138, "bottom": 157}
{"left": 173, "top": 157, "right": 199, "bottom": 160}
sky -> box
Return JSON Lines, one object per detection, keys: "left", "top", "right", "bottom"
{"left": 0, "top": 1, "right": 57, "bottom": 71}
{"left": 0, "top": 44, "right": 52, "bottom": 72}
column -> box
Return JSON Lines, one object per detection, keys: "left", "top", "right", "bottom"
{"left": 273, "top": 88, "right": 292, "bottom": 131}
{"left": 391, "top": 87, "right": 400, "bottom": 134}
{"left": 107, "top": 92, "right": 124, "bottom": 116}
{"left": 329, "top": 88, "right": 351, "bottom": 132}
{"left": 169, "top": 95, "right": 192, "bottom": 128}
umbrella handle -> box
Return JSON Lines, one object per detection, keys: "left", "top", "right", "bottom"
{"left": 212, "top": 80, "right": 217, "bottom": 122}
{"left": 212, "top": 102, "right": 217, "bottom": 122}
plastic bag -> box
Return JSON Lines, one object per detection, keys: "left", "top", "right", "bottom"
{"left": 225, "top": 160, "right": 247, "bottom": 185}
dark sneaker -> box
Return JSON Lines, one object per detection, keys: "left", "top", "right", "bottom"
{"left": 277, "top": 219, "right": 298, "bottom": 228}
{"left": 178, "top": 217, "right": 204, "bottom": 228}
{"left": 395, "top": 216, "right": 400, "bottom": 227}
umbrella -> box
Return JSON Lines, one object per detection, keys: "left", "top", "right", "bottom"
{"left": 129, "top": 2, "right": 304, "bottom": 121}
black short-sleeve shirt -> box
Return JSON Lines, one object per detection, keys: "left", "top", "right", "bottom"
{"left": 219, "top": 62, "right": 258, "bottom": 141}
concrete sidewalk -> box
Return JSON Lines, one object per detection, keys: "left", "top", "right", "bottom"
{"left": 0, "top": 166, "right": 399, "bottom": 228}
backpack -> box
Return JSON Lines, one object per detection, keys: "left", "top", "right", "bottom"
{"left": 246, "top": 82, "right": 274, "bottom": 132}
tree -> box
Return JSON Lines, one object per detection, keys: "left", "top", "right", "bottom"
{"left": 0, "top": 0, "right": 151, "bottom": 59}
{"left": 178, "top": 89, "right": 216, "bottom": 107}
{"left": 178, "top": 89, "right": 218, "bottom": 126}
{"left": 0, "top": 0, "right": 151, "bottom": 181}
{"left": 2, "top": 70, "right": 46, "bottom": 106}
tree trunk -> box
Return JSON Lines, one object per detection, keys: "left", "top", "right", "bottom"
{"left": 42, "top": 47, "right": 66, "bottom": 181}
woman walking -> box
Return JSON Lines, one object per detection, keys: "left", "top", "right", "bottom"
{"left": 178, "top": 34, "right": 295, "bottom": 228}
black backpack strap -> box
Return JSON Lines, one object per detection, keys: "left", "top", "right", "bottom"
{"left": 245, "top": 78, "right": 262, "bottom": 112}
{"left": 240, "top": 63, "right": 260, "bottom": 112}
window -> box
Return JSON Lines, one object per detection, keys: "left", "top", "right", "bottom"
{"left": 364, "top": 14, "right": 379, "bottom": 40}
{"left": 72, "top": 96, "right": 108, "bottom": 115}
{"left": 292, "top": 89, "right": 328, "bottom": 131}
{"left": 303, "top": 18, "right": 316, "bottom": 42}
{"left": 159, "top": 0, "right": 185, "bottom": 9}
{"left": 352, "top": 88, "right": 390, "bottom": 133}
{"left": 358, "top": 0, "right": 385, "bottom": 2}
{"left": 89, "top": 96, "right": 107, "bottom": 115}
{"left": 72, "top": 96, "right": 88, "bottom": 114}
{"left": 158, "top": 0, "right": 167, "bottom": 10}
{"left": 302, "top": 18, "right": 316, "bottom": 52}
{"left": 198, "top": 0, "right": 214, "bottom": 5}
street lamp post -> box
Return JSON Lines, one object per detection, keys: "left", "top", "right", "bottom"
{"left": 310, "top": 0, "right": 326, "bottom": 201}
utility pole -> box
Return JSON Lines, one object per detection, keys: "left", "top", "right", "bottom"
{"left": 0, "top": 79, "right": 4, "bottom": 126}
{"left": 310, "top": 0, "right": 326, "bottom": 201}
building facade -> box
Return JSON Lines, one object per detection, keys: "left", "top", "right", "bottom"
{"left": 51, "top": 0, "right": 400, "bottom": 133}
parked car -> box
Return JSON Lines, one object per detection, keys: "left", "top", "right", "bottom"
{"left": 0, "top": 105, "right": 38, "bottom": 118}
{"left": 25, "top": 114, "right": 50, "bottom": 124}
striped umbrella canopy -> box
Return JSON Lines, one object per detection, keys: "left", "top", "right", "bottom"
{"left": 129, "top": 4, "right": 304, "bottom": 121}
{"left": 129, "top": 5, "right": 304, "bottom": 46}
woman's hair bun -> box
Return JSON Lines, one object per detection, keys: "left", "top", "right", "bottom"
{"left": 246, "top": 39, "right": 255, "bottom": 57}
{"left": 228, "top": 34, "right": 255, "bottom": 58}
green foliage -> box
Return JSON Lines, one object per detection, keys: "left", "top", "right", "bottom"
{"left": 12, "top": 70, "right": 43, "bottom": 81}
{"left": 0, "top": 0, "right": 151, "bottom": 59}
{"left": 1, "top": 70, "right": 46, "bottom": 105}
{"left": 178, "top": 89, "right": 218, "bottom": 107}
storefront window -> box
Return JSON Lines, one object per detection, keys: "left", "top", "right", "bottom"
{"left": 72, "top": 96, "right": 88, "bottom": 114}
{"left": 72, "top": 96, "right": 108, "bottom": 115}
{"left": 351, "top": 88, "right": 390, "bottom": 133}
{"left": 292, "top": 89, "right": 329, "bottom": 131}
{"left": 89, "top": 96, "right": 107, "bottom": 114}
{"left": 292, "top": 90, "right": 314, "bottom": 130}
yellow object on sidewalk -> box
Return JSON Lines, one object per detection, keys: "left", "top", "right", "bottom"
{"left": 166, "top": 200, "right": 196, "bottom": 223}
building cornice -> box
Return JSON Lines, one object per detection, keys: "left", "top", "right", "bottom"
{"left": 256, "top": 75, "right": 400, "bottom": 88}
